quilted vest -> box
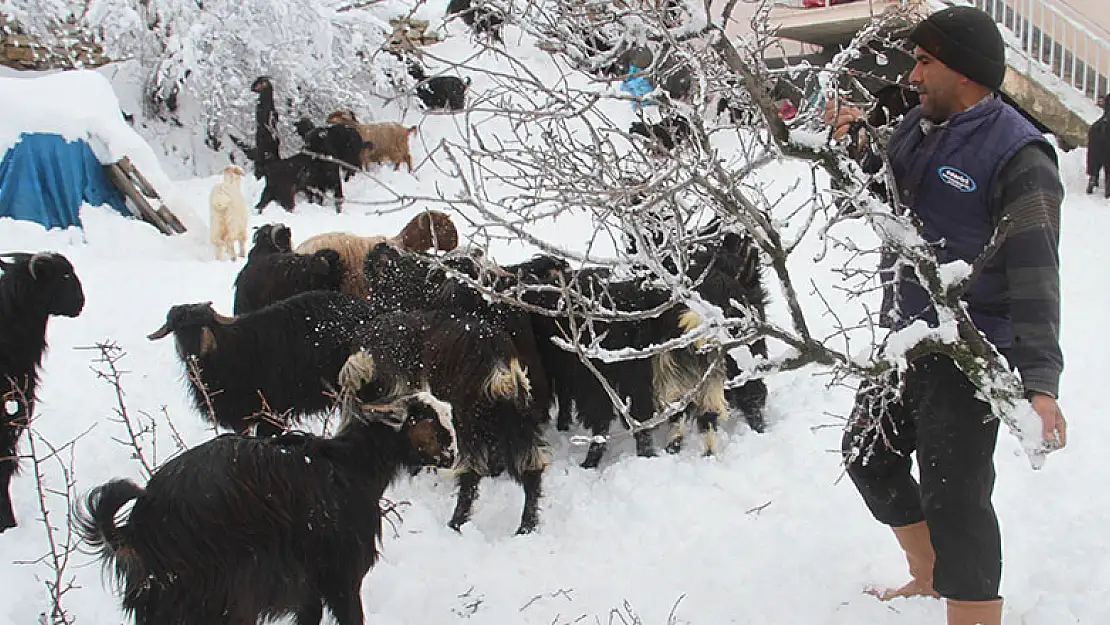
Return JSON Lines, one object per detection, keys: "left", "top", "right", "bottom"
{"left": 880, "top": 95, "right": 1050, "bottom": 348}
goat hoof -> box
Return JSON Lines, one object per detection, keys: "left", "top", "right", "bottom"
{"left": 664, "top": 438, "right": 683, "bottom": 455}
{"left": 580, "top": 453, "right": 602, "bottom": 469}
{"left": 515, "top": 523, "right": 536, "bottom": 535}
{"left": 448, "top": 519, "right": 467, "bottom": 533}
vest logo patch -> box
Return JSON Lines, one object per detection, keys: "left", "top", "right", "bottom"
{"left": 937, "top": 166, "right": 977, "bottom": 192}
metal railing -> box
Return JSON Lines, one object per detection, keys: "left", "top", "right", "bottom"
{"left": 969, "top": 0, "right": 1109, "bottom": 102}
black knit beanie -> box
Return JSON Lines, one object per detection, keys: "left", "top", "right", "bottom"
{"left": 909, "top": 6, "right": 1007, "bottom": 91}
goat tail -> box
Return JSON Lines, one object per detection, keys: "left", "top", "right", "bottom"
{"left": 677, "top": 308, "right": 708, "bottom": 350}
{"left": 75, "top": 479, "right": 147, "bottom": 586}
{"left": 484, "top": 357, "right": 532, "bottom": 404}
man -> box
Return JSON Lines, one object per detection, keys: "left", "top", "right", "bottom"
{"left": 824, "top": 7, "right": 1068, "bottom": 625}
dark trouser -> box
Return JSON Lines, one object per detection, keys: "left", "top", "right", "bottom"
{"left": 841, "top": 354, "right": 1002, "bottom": 601}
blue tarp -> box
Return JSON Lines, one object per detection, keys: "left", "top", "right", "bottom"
{"left": 620, "top": 65, "right": 658, "bottom": 111}
{"left": 0, "top": 132, "right": 130, "bottom": 230}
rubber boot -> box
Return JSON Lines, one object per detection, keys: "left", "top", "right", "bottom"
{"left": 947, "top": 598, "right": 1003, "bottom": 625}
{"left": 866, "top": 520, "right": 941, "bottom": 600}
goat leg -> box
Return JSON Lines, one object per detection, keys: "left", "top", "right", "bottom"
{"left": 555, "top": 395, "right": 573, "bottom": 431}
{"left": 448, "top": 470, "right": 481, "bottom": 532}
{"left": 516, "top": 469, "right": 543, "bottom": 535}
{"left": 255, "top": 185, "right": 276, "bottom": 213}
{"left": 1088, "top": 175, "right": 1097, "bottom": 195}
{"left": 729, "top": 379, "right": 768, "bottom": 434}
{"left": 696, "top": 411, "right": 721, "bottom": 456}
{"left": 664, "top": 415, "right": 686, "bottom": 455}
{"left": 322, "top": 584, "right": 365, "bottom": 625}
{"left": 0, "top": 465, "right": 15, "bottom": 532}
{"left": 633, "top": 429, "right": 657, "bottom": 457}
{"left": 293, "top": 598, "right": 323, "bottom": 625}
{"left": 580, "top": 420, "right": 610, "bottom": 469}
{"left": 0, "top": 426, "right": 18, "bottom": 532}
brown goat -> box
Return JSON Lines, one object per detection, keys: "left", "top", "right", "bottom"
{"left": 294, "top": 210, "right": 460, "bottom": 299}
{"left": 326, "top": 110, "right": 418, "bottom": 173}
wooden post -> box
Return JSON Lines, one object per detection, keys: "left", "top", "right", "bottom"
{"left": 104, "top": 157, "right": 187, "bottom": 235}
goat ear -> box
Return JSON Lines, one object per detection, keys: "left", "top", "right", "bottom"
{"left": 0, "top": 252, "right": 32, "bottom": 272}
{"left": 147, "top": 322, "right": 173, "bottom": 341}
{"left": 198, "top": 327, "right": 218, "bottom": 355}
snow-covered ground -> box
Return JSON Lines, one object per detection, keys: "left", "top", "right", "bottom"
{"left": 1, "top": 8, "right": 1107, "bottom": 625}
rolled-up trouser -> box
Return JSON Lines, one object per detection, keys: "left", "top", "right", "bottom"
{"left": 841, "top": 354, "right": 1003, "bottom": 601}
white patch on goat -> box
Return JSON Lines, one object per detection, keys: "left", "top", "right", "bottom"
{"left": 414, "top": 390, "right": 457, "bottom": 466}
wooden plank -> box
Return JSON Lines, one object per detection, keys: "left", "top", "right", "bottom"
{"left": 111, "top": 157, "right": 188, "bottom": 234}
{"left": 103, "top": 164, "right": 146, "bottom": 220}
{"left": 105, "top": 162, "right": 176, "bottom": 235}
{"left": 118, "top": 157, "right": 158, "bottom": 197}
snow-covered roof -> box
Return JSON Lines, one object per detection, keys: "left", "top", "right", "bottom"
{"left": 0, "top": 69, "right": 176, "bottom": 194}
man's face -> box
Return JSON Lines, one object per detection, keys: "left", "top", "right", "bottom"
{"left": 908, "top": 46, "right": 967, "bottom": 122}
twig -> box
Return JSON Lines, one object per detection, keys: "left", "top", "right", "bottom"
{"left": 8, "top": 381, "right": 90, "bottom": 625}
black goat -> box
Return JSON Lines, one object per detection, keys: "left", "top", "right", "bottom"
{"left": 624, "top": 223, "right": 770, "bottom": 433}
{"left": 147, "top": 292, "right": 376, "bottom": 436}
{"left": 1087, "top": 96, "right": 1110, "bottom": 197}
{"left": 251, "top": 76, "right": 280, "bottom": 180}
{"left": 684, "top": 231, "right": 770, "bottom": 435}
{"left": 446, "top": 0, "right": 505, "bottom": 42}
{"left": 867, "top": 84, "right": 921, "bottom": 128}
{"left": 362, "top": 244, "right": 555, "bottom": 415}
{"left": 0, "top": 252, "right": 84, "bottom": 533}
{"left": 295, "top": 117, "right": 365, "bottom": 182}
{"left": 360, "top": 245, "right": 552, "bottom": 533}
{"left": 345, "top": 308, "right": 547, "bottom": 535}
{"left": 256, "top": 120, "right": 365, "bottom": 213}
{"left": 232, "top": 224, "right": 345, "bottom": 314}
{"left": 629, "top": 114, "right": 691, "bottom": 152}
{"left": 407, "top": 63, "right": 470, "bottom": 112}
{"left": 75, "top": 382, "right": 455, "bottom": 625}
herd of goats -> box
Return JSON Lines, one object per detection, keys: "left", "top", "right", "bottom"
{"left": 0, "top": 206, "right": 770, "bottom": 624}
{"left": 0, "top": 4, "right": 790, "bottom": 625}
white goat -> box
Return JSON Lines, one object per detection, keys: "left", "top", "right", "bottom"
{"left": 209, "top": 165, "right": 249, "bottom": 260}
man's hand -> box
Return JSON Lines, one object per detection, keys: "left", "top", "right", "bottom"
{"left": 1029, "top": 392, "right": 1067, "bottom": 451}
{"left": 822, "top": 98, "right": 864, "bottom": 141}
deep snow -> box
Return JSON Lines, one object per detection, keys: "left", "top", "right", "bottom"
{"left": 0, "top": 8, "right": 1107, "bottom": 625}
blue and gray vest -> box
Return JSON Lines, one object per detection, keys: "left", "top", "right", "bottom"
{"left": 880, "top": 95, "right": 1050, "bottom": 348}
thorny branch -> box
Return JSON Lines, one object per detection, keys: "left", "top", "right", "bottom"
{"left": 80, "top": 341, "right": 188, "bottom": 478}
{"left": 7, "top": 380, "right": 91, "bottom": 625}
{"left": 284, "top": 1, "right": 1050, "bottom": 463}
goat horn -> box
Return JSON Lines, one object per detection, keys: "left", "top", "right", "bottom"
{"left": 28, "top": 253, "right": 54, "bottom": 280}
{"left": 359, "top": 401, "right": 406, "bottom": 430}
